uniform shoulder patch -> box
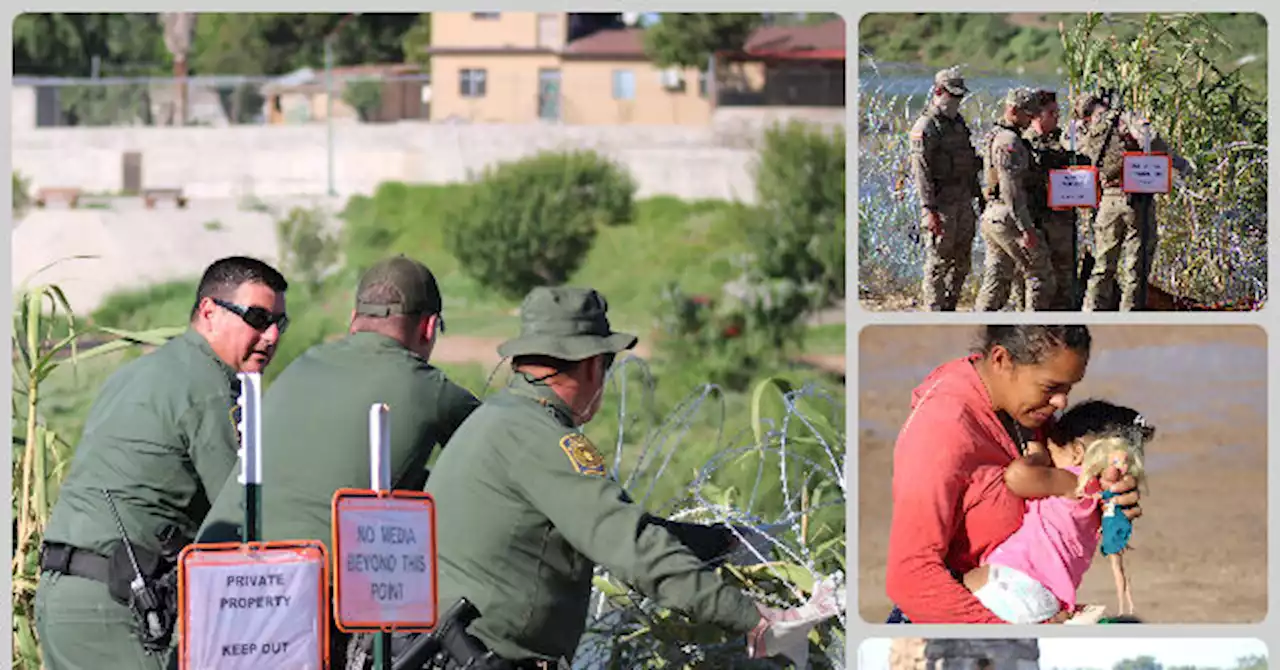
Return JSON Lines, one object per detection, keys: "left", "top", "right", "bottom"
{"left": 558, "top": 433, "right": 606, "bottom": 476}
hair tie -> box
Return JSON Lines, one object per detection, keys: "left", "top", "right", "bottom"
{"left": 1133, "top": 414, "right": 1148, "bottom": 428}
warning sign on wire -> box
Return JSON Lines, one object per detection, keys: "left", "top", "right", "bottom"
{"left": 1048, "top": 166, "right": 1098, "bottom": 210}
{"left": 1123, "top": 153, "right": 1172, "bottom": 194}
{"left": 332, "top": 489, "right": 438, "bottom": 632}
{"left": 178, "top": 541, "right": 328, "bottom": 670}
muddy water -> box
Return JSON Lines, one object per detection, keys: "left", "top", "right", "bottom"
{"left": 856, "top": 325, "right": 1267, "bottom": 624}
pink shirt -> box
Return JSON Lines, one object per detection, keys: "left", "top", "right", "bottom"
{"left": 983, "top": 465, "right": 1102, "bottom": 610}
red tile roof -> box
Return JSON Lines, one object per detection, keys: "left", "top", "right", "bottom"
{"left": 562, "top": 18, "right": 846, "bottom": 59}
{"left": 562, "top": 27, "right": 647, "bottom": 57}
{"left": 744, "top": 19, "right": 845, "bottom": 54}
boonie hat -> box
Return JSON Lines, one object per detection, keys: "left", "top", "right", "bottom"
{"left": 497, "top": 287, "right": 637, "bottom": 362}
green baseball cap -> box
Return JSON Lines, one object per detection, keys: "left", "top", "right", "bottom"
{"left": 497, "top": 287, "right": 637, "bottom": 362}
{"left": 354, "top": 255, "right": 443, "bottom": 319}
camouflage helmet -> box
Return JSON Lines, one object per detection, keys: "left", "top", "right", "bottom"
{"left": 933, "top": 66, "right": 969, "bottom": 96}
{"left": 1074, "top": 92, "right": 1107, "bottom": 120}
{"left": 1004, "top": 87, "right": 1041, "bottom": 115}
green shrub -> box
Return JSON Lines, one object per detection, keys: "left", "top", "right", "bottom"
{"left": 653, "top": 259, "right": 816, "bottom": 393}
{"left": 743, "top": 121, "right": 847, "bottom": 307}
{"left": 13, "top": 171, "right": 31, "bottom": 216}
{"left": 275, "top": 205, "right": 341, "bottom": 296}
{"left": 445, "top": 150, "right": 637, "bottom": 300}
{"left": 342, "top": 79, "right": 384, "bottom": 122}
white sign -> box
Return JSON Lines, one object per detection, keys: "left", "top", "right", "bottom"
{"left": 179, "top": 544, "right": 326, "bottom": 670}
{"left": 1048, "top": 167, "right": 1099, "bottom": 209}
{"left": 1123, "top": 154, "right": 1171, "bottom": 194}
{"left": 333, "top": 492, "right": 438, "bottom": 631}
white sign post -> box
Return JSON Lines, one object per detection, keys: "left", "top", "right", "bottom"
{"left": 332, "top": 404, "right": 439, "bottom": 669}
{"left": 1048, "top": 167, "right": 1099, "bottom": 210}
{"left": 178, "top": 542, "right": 329, "bottom": 670}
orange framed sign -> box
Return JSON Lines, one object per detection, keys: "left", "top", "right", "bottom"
{"left": 177, "top": 541, "right": 329, "bottom": 670}
{"left": 331, "top": 488, "right": 439, "bottom": 633}
{"left": 1122, "top": 152, "right": 1172, "bottom": 194}
{"left": 1047, "top": 165, "right": 1099, "bottom": 210}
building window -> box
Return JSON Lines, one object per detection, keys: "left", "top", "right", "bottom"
{"left": 611, "top": 70, "right": 635, "bottom": 101}
{"left": 472, "top": 12, "right": 500, "bottom": 19}
{"left": 460, "top": 69, "right": 487, "bottom": 98}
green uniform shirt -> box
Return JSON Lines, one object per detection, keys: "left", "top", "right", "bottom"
{"left": 196, "top": 331, "right": 481, "bottom": 550}
{"left": 427, "top": 374, "right": 761, "bottom": 663}
{"left": 44, "top": 329, "right": 242, "bottom": 557}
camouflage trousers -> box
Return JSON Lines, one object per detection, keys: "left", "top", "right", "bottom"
{"left": 920, "top": 198, "right": 977, "bottom": 311}
{"left": 975, "top": 204, "right": 1055, "bottom": 311}
{"left": 1084, "top": 191, "right": 1157, "bottom": 311}
{"left": 1008, "top": 210, "right": 1078, "bottom": 310}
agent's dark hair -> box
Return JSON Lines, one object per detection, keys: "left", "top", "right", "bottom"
{"left": 1035, "top": 89, "right": 1057, "bottom": 109}
{"left": 974, "top": 325, "right": 1092, "bottom": 366}
{"left": 189, "top": 256, "right": 288, "bottom": 321}
{"left": 1051, "top": 398, "right": 1156, "bottom": 447}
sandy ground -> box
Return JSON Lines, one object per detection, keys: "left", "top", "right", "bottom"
{"left": 856, "top": 325, "right": 1268, "bottom": 624}
{"left": 11, "top": 196, "right": 342, "bottom": 315}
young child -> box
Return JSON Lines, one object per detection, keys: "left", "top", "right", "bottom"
{"left": 961, "top": 399, "right": 1154, "bottom": 624}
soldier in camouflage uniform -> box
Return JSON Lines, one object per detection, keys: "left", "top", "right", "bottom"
{"left": 1074, "top": 92, "right": 1191, "bottom": 311}
{"left": 909, "top": 66, "right": 984, "bottom": 311}
{"left": 974, "top": 88, "right": 1056, "bottom": 311}
{"left": 1018, "top": 89, "right": 1084, "bottom": 310}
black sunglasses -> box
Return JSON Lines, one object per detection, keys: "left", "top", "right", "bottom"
{"left": 212, "top": 298, "right": 289, "bottom": 334}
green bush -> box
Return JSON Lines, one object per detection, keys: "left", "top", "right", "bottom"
{"left": 653, "top": 259, "right": 816, "bottom": 393}
{"left": 13, "top": 171, "right": 31, "bottom": 216}
{"left": 342, "top": 79, "right": 384, "bottom": 122}
{"left": 445, "top": 150, "right": 637, "bottom": 300}
{"left": 275, "top": 205, "right": 341, "bottom": 296}
{"left": 743, "top": 121, "right": 847, "bottom": 307}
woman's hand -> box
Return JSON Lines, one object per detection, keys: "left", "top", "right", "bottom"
{"left": 1106, "top": 474, "right": 1143, "bottom": 520}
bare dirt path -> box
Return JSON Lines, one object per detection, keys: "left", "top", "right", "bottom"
{"left": 432, "top": 335, "right": 846, "bottom": 376}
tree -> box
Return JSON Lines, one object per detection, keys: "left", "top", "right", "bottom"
{"left": 642, "top": 13, "right": 764, "bottom": 69}
{"left": 1233, "top": 655, "right": 1266, "bottom": 670}
{"left": 189, "top": 13, "right": 420, "bottom": 76}
{"left": 1115, "top": 656, "right": 1163, "bottom": 670}
{"left": 160, "top": 13, "right": 197, "bottom": 125}
{"left": 400, "top": 14, "right": 431, "bottom": 72}
{"left": 13, "top": 13, "right": 168, "bottom": 76}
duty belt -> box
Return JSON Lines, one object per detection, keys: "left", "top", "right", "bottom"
{"left": 39, "top": 542, "right": 111, "bottom": 583}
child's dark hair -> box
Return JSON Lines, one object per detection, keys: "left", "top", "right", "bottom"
{"left": 973, "top": 325, "right": 1092, "bottom": 365}
{"left": 1051, "top": 398, "right": 1156, "bottom": 447}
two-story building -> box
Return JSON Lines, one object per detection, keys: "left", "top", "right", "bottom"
{"left": 425, "top": 12, "right": 844, "bottom": 125}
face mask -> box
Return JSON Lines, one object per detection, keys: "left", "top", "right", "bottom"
{"left": 937, "top": 95, "right": 962, "bottom": 117}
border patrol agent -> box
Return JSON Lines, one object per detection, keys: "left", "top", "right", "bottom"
{"left": 416, "top": 287, "right": 832, "bottom": 668}
{"left": 36, "top": 256, "right": 289, "bottom": 670}
{"left": 194, "top": 255, "right": 482, "bottom": 665}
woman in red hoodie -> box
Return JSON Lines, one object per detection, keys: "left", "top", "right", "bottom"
{"left": 882, "top": 325, "right": 1144, "bottom": 624}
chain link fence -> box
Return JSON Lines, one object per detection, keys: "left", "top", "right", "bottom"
{"left": 14, "top": 72, "right": 431, "bottom": 128}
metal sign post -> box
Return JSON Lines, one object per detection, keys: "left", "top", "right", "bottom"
{"left": 236, "top": 372, "right": 263, "bottom": 542}
{"left": 370, "top": 404, "right": 393, "bottom": 670}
